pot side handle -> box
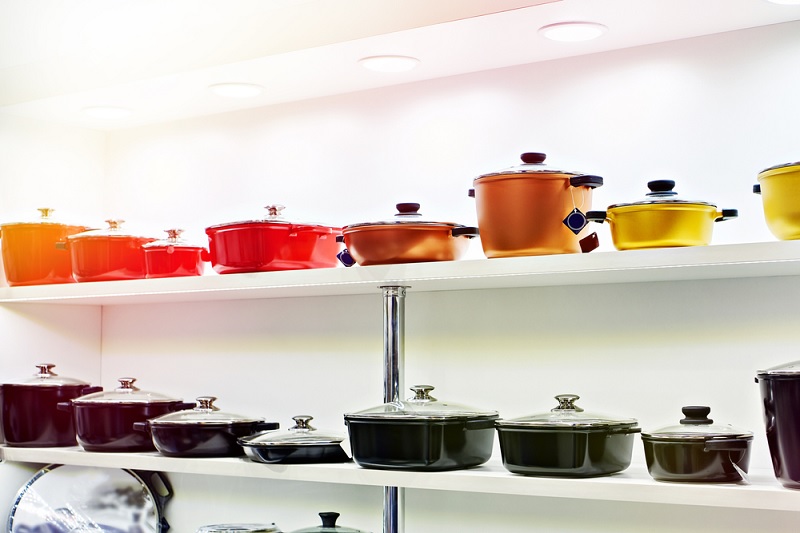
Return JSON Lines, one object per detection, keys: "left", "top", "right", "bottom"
{"left": 585, "top": 211, "right": 608, "bottom": 223}
{"left": 753, "top": 184, "right": 761, "bottom": 194}
{"left": 570, "top": 175, "right": 604, "bottom": 188}
{"left": 253, "top": 421, "right": 281, "bottom": 432}
{"left": 56, "top": 401, "right": 73, "bottom": 412}
{"left": 132, "top": 421, "right": 150, "bottom": 433}
{"left": 715, "top": 209, "right": 738, "bottom": 222}
{"left": 703, "top": 438, "right": 750, "bottom": 452}
{"left": 451, "top": 226, "right": 479, "bottom": 238}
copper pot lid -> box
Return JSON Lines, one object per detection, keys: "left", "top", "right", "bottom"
{"left": 344, "top": 385, "right": 498, "bottom": 421}
{"left": 475, "top": 152, "right": 601, "bottom": 182}
{"left": 495, "top": 394, "right": 639, "bottom": 430}
{"left": 206, "top": 205, "right": 338, "bottom": 231}
{"left": 4, "top": 363, "right": 90, "bottom": 387}
{"left": 641, "top": 406, "right": 752, "bottom": 442}
{"left": 147, "top": 396, "right": 263, "bottom": 426}
{"left": 342, "top": 203, "right": 464, "bottom": 231}
{"left": 72, "top": 377, "right": 181, "bottom": 404}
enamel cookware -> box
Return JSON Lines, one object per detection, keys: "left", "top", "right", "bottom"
{"left": 754, "top": 161, "right": 800, "bottom": 240}
{"left": 756, "top": 360, "right": 800, "bottom": 489}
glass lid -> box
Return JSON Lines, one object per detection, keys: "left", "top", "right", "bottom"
{"left": 196, "top": 524, "right": 281, "bottom": 533}
{"left": 343, "top": 203, "right": 461, "bottom": 230}
{"left": 344, "top": 385, "right": 499, "bottom": 420}
{"left": 476, "top": 152, "right": 585, "bottom": 180}
{"left": 495, "top": 394, "right": 639, "bottom": 429}
{"left": 607, "top": 180, "right": 715, "bottom": 209}
{"left": 148, "top": 396, "right": 263, "bottom": 425}
{"left": 290, "top": 512, "right": 369, "bottom": 533}
{"left": 72, "top": 377, "right": 181, "bottom": 404}
{"left": 206, "top": 205, "right": 335, "bottom": 230}
{"left": 142, "top": 229, "right": 206, "bottom": 250}
{"left": 757, "top": 360, "right": 800, "bottom": 377}
{"left": 642, "top": 406, "right": 753, "bottom": 441}
{"left": 239, "top": 415, "right": 344, "bottom": 446}
{"left": 1, "top": 207, "right": 72, "bottom": 227}
{"left": 68, "top": 219, "right": 153, "bottom": 239}
{"left": 7, "top": 363, "right": 90, "bottom": 387}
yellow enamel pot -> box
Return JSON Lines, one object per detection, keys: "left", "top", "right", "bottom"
{"left": 754, "top": 161, "right": 800, "bottom": 240}
{"left": 586, "top": 180, "right": 738, "bottom": 250}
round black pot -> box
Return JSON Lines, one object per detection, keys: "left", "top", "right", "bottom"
{"left": 137, "top": 420, "right": 279, "bottom": 457}
{"left": 642, "top": 437, "right": 751, "bottom": 482}
{"left": 241, "top": 441, "right": 351, "bottom": 464}
{"left": 756, "top": 363, "right": 800, "bottom": 489}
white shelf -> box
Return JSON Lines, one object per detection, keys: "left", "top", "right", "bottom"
{"left": 1, "top": 241, "right": 799, "bottom": 305}
{"left": 1, "top": 446, "right": 795, "bottom": 512}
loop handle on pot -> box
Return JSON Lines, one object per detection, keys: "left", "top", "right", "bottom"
{"left": 570, "top": 174, "right": 604, "bottom": 189}
{"left": 451, "top": 226, "right": 479, "bottom": 238}
{"left": 753, "top": 184, "right": 761, "bottom": 194}
{"left": 703, "top": 438, "right": 751, "bottom": 452}
{"left": 585, "top": 211, "right": 608, "bottom": 223}
{"left": 715, "top": 209, "right": 739, "bottom": 222}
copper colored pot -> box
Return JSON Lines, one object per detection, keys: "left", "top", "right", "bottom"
{"left": 205, "top": 205, "right": 341, "bottom": 274}
{"left": 143, "top": 229, "right": 209, "bottom": 278}
{"left": 470, "top": 152, "right": 603, "bottom": 258}
{"left": 339, "top": 203, "right": 477, "bottom": 266}
{"left": 66, "top": 220, "right": 155, "bottom": 282}
{"left": 0, "top": 208, "right": 88, "bottom": 286}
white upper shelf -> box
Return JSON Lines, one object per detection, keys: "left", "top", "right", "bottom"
{"left": 1, "top": 241, "right": 799, "bottom": 305}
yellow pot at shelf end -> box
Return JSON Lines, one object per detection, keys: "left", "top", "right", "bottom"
{"left": 755, "top": 162, "right": 800, "bottom": 241}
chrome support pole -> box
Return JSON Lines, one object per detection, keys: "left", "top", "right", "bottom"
{"left": 381, "top": 285, "right": 407, "bottom": 533}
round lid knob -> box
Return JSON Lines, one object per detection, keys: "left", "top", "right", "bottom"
{"left": 291, "top": 415, "right": 315, "bottom": 430}
{"left": 395, "top": 203, "right": 422, "bottom": 217}
{"left": 520, "top": 152, "right": 547, "bottom": 164}
{"left": 553, "top": 394, "right": 584, "bottom": 412}
{"left": 319, "top": 512, "right": 339, "bottom": 528}
{"left": 646, "top": 180, "right": 678, "bottom": 197}
{"left": 409, "top": 384, "right": 436, "bottom": 402}
{"left": 680, "top": 406, "right": 714, "bottom": 425}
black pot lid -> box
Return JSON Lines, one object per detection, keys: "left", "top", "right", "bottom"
{"left": 641, "top": 406, "right": 753, "bottom": 441}
{"left": 290, "top": 512, "right": 370, "bottom": 533}
{"left": 239, "top": 415, "right": 345, "bottom": 447}
{"left": 757, "top": 360, "right": 800, "bottom": 378}
{"left": 196, "top": 524, "right": 282, "bottom": 533}
{"left": 206, "top": 205, "right": 337, "bottom": 230}
{"left": 495, "top": 394, "right": 638, "bottom": 430}
{"left": 606, "top": 180, "right": 716, "bottom": 209}
{"left": 344, "top": 385, "right": 498, "bottom": 421}
{"left": 475, "top": 152, "right": 588, "bottom": 181}
{"left": 72, "top": 377, "right": 181, "bottom": 405}
{"left": 142, "top": 228, "right": 206, "bottom": 250}
{"left": 5, "top": 363, "right": 90, "bottom": 387}
{"left": 148, "top": 396, "right": 263, "bottom": 426}
{"left": 343, "top": 203, "right": 462, "bottom": 231}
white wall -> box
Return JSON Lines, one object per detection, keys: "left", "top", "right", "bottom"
{"left": 3, "top": 19, "right": 800, "bottom": 533}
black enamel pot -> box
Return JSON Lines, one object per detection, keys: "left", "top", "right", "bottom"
{"left": 0, "top": 363, "right": 101, "bottom": 447}
{"left": 59, "top": 377, "right": 193, "bottom": 452}
{"left": 134, "top": 396, "right": 279, "bottom": 457}
{"left": 495, "top": 394, "right": 640, "bottom": 477}
{"left": 641, "top": 406, "right": 752, "bottom": 483}
{"left": 756, "top": 360, "right": 800, "bottom": 489}
{"left": 344, "top": 385, "right": 499, "bottom": 471}
{"left": 239, "top": 415, "right": 350, "bottom": 464}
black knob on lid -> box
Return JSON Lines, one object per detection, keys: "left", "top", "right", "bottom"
{"left": 680, "top": 406, "right": 713, "bottom": 425}
{"left": 520, "top": 152, "right": 546, "bottom": 164}
{"left": 319, "top": 512, "right": 340, "bottom": 528}
{"left": 395, "top": 203, "right": 421, "bottom": 215}
{"left": 647, "top": 180, "right": 677, "bottom": 195}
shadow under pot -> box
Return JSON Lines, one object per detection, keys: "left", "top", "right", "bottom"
{"left": 756, "top": 360, "right": 800, "bottom": 489}
{"left": 239, "top": 415, "right": 350, "bottom": 464}
{"left": 59, "top": 377, "right": 194, "bottom": 452}
{"left": 204, "top": 204, "right": 342, "bottom": 274}
{"left": 1, "top": 363, "right": 101, "bottom": 447}
{"left": 0, "top": 208, "right": 89, "bottom": 286}
{"left": 469, "top": 152, "right": 603, "bottom": 258}
{"left": 143, "top": 229, "right": 209, "bottom": 278}
{"left": 65, "top": 219, "right": 156, "bottom": 282}
{"left": 344, "top": 384, "right": 499, "bottom": 472}
{"left": 134, "top": 396, "right": 279, "bottom": 457}
{"left": 337, "top": 203, "right": 478, "bottom": 267}
{"left": 753, "top": 161, "right": 800, "bottom": 240}
{"left": 641, "top": 406, "right": 753, "bottom": 483}
{"left": 586, "top": 180, "right": 738, "bottom": 250}
{"left": 289, "top": 512, "right": 370, "bottom": 533}
{"left": 496, "top": 394, "right": 640, "bottom": 477}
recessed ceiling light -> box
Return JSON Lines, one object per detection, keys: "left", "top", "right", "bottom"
{"left": 539, "top": 22, "right": 608, "bottom": 42}
{"left": 81, "top": 106, "right": 133, "bottom": 120}
{"left": 208, "top": 83, "right": 264, "bottom": 98}
{"left": 359, "top": 55, "right": 420, "bottom": 73}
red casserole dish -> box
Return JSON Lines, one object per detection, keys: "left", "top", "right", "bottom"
{"left": 205, "top": 205, "right": 341, "bottom": 274}
{"left": 143, "top": 229, "right": 208, "bottom": 278}
{"left": 66, "top": 219, "right": 155, "bottom": 282}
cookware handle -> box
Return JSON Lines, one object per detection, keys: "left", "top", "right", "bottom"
{"left": 464, "top": 418, "right": 498, "bottom": 430}
{"left": 55, "top": 241, "right": 68, "bottom": 250}
{"left": 468, "top": 188, "right": 475, "bottom": 198}
{"left": 451, "top": 226, "right": 479, "bottom": 238}
{"left": 570, "top": 175, "right": 604, "bottom": 188}
{"left": 585, "top": 211, "right": 607, "bottom": 223}
{"left": 703, "top": 439, "right": 750, "bottom": 452}
{"left": 135, "top": 469, "right": 173, "bottom": 532}
{"left": 79, "top": 385, "right": 103, "bottom": 395}
{"left": 579, "top": 232, "right": 600, "bottom": 253}
{"left": 200, "top": 248, "right": 211, "bottom": 262}
{"left": 336, "top": 235, "right": 345, "bottom": 243}
{"left": 753, "top": 184, "right": 761, "bottom": 194}
{"left": 253, "top": 421, "right": 281, "bottom": 432}
{"left": 56, "top": 401, "right": 73, "bottom": 412}
{"left": 715, "top": 209, "right": 738, "bottom": 222}
{"left": 132, "top": 421, "right": 150, "bottom": 433}
{"left": 177, "top": 401, "right": 197, "bottom": 410}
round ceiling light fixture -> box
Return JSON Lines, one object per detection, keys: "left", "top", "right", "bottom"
{"left": 358, "top": 55, "right": 420, "bottom": 73}
{"left": 539, "top": 21, "right": 608, "bottom": 42}
{"left": 81, "top": 106, "right": 133, "bottom": 120}
{"left": 208, "top": 83, "right": 265, "bottom": 98}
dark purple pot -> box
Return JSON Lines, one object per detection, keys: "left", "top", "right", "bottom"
{"left": 757, "top": 363, "right": 800, "bottom": 489}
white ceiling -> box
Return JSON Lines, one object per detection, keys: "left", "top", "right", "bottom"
{"left": 1, "top": 0, "right": 799, "bottom": 130}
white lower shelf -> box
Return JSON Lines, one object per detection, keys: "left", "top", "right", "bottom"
{"left": 2, "top": 446, "right": 797, "bottom": 512}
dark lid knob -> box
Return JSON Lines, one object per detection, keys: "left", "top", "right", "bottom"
{"left": 319, "top": 512, "right": 340, "bottom": 528}
{"left": 680, "top": 406, "right": 713, "bottom": 425}
{"left": 520, "top": 152, "right": 546, "bottom": 164}
{"left": 647, "top": 180, "right": 677, "bottom": 196}
{"left": 395, "top": 203, "right": 421, "bottom": 216}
